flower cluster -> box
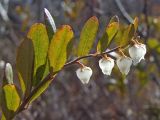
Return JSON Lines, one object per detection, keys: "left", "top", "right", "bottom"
{"left": 76, "top": 40, "right": 146, "bottom": 84}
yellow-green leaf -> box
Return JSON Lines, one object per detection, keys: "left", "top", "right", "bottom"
{"left": 133, "top": 17, "right": 139, "bottom": 32}
{"left": 67, "top": 39, "right": 74, "bottom": 58}
{"left": 16, "top": 38, "right": 34, "bottom": 96}
{"left": 1, "top": 113, "right": 6, "bottom": 120}
{"left": 98, "top": 17, "right": 119, "bottom": 52}
{"left": 77, "top": 16, "right": 99, "bottom": 56}
{"left": 120, "top": 24, "right": 135, "bottom": 46}
{"left": 1, "top": 84, "right": 20, "bottom": 120}
{"left": 29, "top": 74, "right": 57, "bottom": 103}
{"left": 27, "top": 23, "right": 49, "bottom": 86}
{"left": 29, "top": 79, "right": 52, "bottom": 103}
{"left": 49, "top": 25, "right": 74, "bottom": 72}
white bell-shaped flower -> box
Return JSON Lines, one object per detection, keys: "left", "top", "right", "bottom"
{"left": 129, "top": 43, "right": 146, "bottom": 65}
{"left": 99, "top": 57, "right": 114, "bottom": 75}
{"left": 76, "top": 66, "right": 92, "bottom": 84}
{"left": 116, "top": 56, "right": 132, "bottom": 75}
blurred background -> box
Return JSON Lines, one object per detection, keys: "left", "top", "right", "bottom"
{"left": 0, "top": 0, "right": 160, "bottom": 120}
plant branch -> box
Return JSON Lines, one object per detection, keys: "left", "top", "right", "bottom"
{"left": 16, "top": 46, "right": 120, "bottom": 114}
{"left": 16, "top": 73, "right": 56, "bottom": 113}
{"left": 64, "top": 46, "right": 120, "bottom": 67}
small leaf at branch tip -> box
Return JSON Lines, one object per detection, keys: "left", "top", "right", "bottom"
{"left": 5, "top": 63, "right": 13, "bottom": 84}
{"left": 44, "top": 8, "right": 56, "bottom": 32}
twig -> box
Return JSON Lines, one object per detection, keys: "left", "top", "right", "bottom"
{"left": 16, "top": 46, "right": 120, "bottom": 114}
{"left": 16, "top": 72, "right": 55, "bottom": 113}
{"left": 64, "top": 46, "right": 120, "bottom": 67}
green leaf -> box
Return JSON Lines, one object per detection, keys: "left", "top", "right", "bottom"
{"left": 1, "top": 84, "right": 20, "bottom": 120}
{"left": 67, "top": 39, "right": 74, "bottom": 58}
{"left": 29, "top": 78, "right": 52, "bottom": 103}
{"left": 27, "top": 23, "right": 49, "bottom": 86}
{"left": 49, "top": 25, "right": 74, "bottom": 72}
{"left": 16, "top": 38, "right": 34, "bottom": 96}
{"left": 1, "top": 114, "right": 6, "bottom": 120}
{"left": 35, "top": 59, "right": 50, "bottom": 82}
{"left": 29, "top": 73, "right": 57, "bottom": 103}
{"left": 120, "top": 24, "right": 135, "bottom": 46}
{"left": 44, "top": 8, "right": 56, "bottom": 41}
{"left": 77, "top": 16, "right": 99, "bottom": 56}
{"left": 98, "top": 17, "right": 119, "bottom": 52}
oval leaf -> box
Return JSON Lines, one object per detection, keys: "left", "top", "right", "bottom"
{"left": 16, "top": 38, "right": 34, "bottom": 96}
{"left": 49, "top": 25, "right": 74, "bottom": 72}
{"left": 98, "top": 17, "right": 119, "bottom": 52}
{"left": 27, "top": 23, "right": 49, "bottom": 86}
{"left": 1, "top": 84, "right": 20, "bottom": 120}
{"left": 77, "top": 16, "right": 99, "bottom": 56}
{"left": 120, "top": 24, "right": 135, "bottom": 46}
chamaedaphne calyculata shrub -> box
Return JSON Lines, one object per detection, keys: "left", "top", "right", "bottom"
{"left": 0, "top": 8, "right": 146, "bottom": 120}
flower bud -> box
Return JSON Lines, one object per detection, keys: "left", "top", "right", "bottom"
{"left": 116, "top": 56, "right": 132, "bottom": 75}
{"left": 5, "top": 63, "right": 13, "bottom": 84}
{"left": 76, "top": 66, "right": 92, "bottom": 84}
{"left": 129, "top": 43, "right": 146, "bottom": 65}
{"left": 99, "top": 57, "right": 114, "bottom": 75}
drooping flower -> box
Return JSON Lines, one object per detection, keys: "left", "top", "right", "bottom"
{"left": 129, "top": 43, "right": 146, "bottom": 65}
{"left": 76, "top": 66, "right": 92, "bottom": 84}
{"left": 99, "top": 57, "right": 114, "bottom": 75}
{"left": 116, "top": 56, "right": 132, "bottom": 75}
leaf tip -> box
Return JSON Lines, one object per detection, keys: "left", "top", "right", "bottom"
{"left": 61, "top": 25, "right": 73, "bottom": 33}
{"left": 90, "top": 16, "right": 99, "bottom": 23}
